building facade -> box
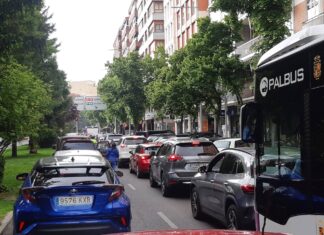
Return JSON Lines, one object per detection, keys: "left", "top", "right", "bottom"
{"left": 137, "top": 0, "right": 165, "bottom": 57}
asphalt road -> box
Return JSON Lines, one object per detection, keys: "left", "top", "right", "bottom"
{"left": 3, "top": 168, "right": 223, "bottom": 234}
{"left": 118, "top": 168, "right": 223, "bottom": 232}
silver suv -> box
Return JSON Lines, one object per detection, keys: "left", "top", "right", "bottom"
{"left": 149, "top": 138, "right": 218, "bottom": 197}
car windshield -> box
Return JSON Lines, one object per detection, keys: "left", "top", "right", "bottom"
{"left": 175, "top": 143, "right": 218, "bottom": 156}
{"left": 145, "top": 146, "right": 159, "bottom": 154}
{"left": 62, "top": 142, "right": 96, "bottom": 150}
{"left": 108, "top": 135, "right": 122, "bottom": 139}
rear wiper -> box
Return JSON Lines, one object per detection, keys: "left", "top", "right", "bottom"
{"left": 72, "top": 180, "right": 106, "bottom": 185}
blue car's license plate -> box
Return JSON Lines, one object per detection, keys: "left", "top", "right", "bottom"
{"left": 58, "top": 195, "right": 93, "bottom": 206}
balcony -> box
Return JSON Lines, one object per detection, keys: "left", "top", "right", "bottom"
{"left": 303, "top": 13, "right": 324, "bottom": 29}
{"left": 129, "top": 39, "right": 141, "bottom": 52}
{"left": 128, "top": 24, "right": 138, "bottom": 40}
{"left": 234, "top": 37, "right": 259, "bottom": 61}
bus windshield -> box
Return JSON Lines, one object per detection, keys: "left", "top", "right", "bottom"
{"left": 260, "top": 103, "right": 302, "bottom": 179}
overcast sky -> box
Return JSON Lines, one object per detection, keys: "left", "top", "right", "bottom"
{"left": 45, "top": 0, "right": 132, "bottom": 82}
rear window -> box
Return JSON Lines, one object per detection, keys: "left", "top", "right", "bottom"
{"left": 175, "top": 142, "right": 218, "bottom": 156}
{"left": 62, "top": 142, "right": 95, "bottom": 150}
{"left": 214, "top": 141, "right": 230, "bottom": 149}
{"left": 33, "top": 168, "right": 113, "bottom": 187}
{"left": 107, "top": 135, "right": 122, "bottom": 139}
{"left": 124, "top": 138, "right": 147, "bottom": 145}
{"left": 144, "top": 146, "right": 159, "bottom": 154}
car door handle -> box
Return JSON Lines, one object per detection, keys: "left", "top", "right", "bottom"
{"left": 224, "top": 182, "right": 229, "bottom": 186}
{"left": 210, "top": 179, "right": 215, "bottom": 183}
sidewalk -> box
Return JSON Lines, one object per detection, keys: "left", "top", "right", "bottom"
{"left": 0, "top": 211, "right": 12, "bottom": 235}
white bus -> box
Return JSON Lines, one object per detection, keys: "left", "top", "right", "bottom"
{"left": 241, "top": 25, "right": 324, "bottom": 235}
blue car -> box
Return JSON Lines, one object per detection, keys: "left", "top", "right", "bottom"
{"left": 14, "top": 155, "right": 131, "bottom": 235}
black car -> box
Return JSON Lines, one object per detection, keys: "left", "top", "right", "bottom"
{"left": 149, "top": 138, "right": 218, "bottom": 197}
{"left": 190, "top": 148, "right": 255, "bottom": 230}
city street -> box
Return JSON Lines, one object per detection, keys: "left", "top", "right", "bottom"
{"left": 2, "top": 168, "right": 222, "bottom": 235}
{"left": 118, "top": 168, "right": 223, "bottom": 232}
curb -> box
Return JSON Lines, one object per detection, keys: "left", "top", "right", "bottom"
{"left": 0, "top": 211, "right": 12, "bottom": 235}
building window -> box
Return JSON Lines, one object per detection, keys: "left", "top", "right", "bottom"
{"left": 192, "top": 21, "right": 196, "bottom": 35}
{"left": 154, "top": 2, "right": 163, "bottom": 13}
{"left": 182, "top": 32, "right": 185, "bottom": 47}
{"left": 186, "top": 27, "right": 190, "bottom": 41}
{"left": 178, "top": 36, "right": 181, "bottom": 49}
{"left": 155, "top": 23, "right": 164, "bottom": 32}
{"left": 181, "top": 6, "right": 185, "bottom": 26}
{"left": 307, "top": 0, "right": 320, "bottom": 19}
{"left": 177, "top": 11, "right": 180, "bottom": 30}
{"left": 186, "top": 0, "right": 189, "bottom": 21}
{"left": 191, "top": 0, "right": 195, "bottom": 16}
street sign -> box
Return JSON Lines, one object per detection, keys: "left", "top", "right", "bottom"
{"left": 73, "top": 96, "right": 107, "bottom": 111}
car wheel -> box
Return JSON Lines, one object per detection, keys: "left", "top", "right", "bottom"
{"left": 226, "top": 204, "right": 239, "bottom": 230}
{"left": 161, "top": 174, "right": 171, "bottom": 197}
{"left": 149, "top": 169, "right": 158, "bottom": 188}
{"left": 136, "top": 165, "right": 142, "bottom": 178}
{"left": 191, "top": 188, "right": 203, "bottom": 220}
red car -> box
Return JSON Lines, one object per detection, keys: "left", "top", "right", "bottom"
{"left": 129, "top": 143, "right": 161, "bottom": 178}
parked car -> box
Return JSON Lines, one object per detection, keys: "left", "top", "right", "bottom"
{"left": 129, "top": 143, "right": 161, "bottom": 178}
{"left": 190, "top": 148, "right": 255, "bottom": 230}
{"left": 149, "top": 138, "right": 219, "bottom": 197}
{"left": 117, "top": 135, "right": 147, "bottom": 167}
{"left": 106, "top": 133, "right": 123, "bottom": 144}
{"left": 14, "top": 154, "right": 131, "bottom": 235}
{"left": 213, "top": 138, "right": 251, "bottom": 151}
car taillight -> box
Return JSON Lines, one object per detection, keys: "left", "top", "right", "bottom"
{"left": 140, "top": 154, "right": 150, "bottom": 160}
{"left": 167, "top": 154, "right": 183, "bottom": 162}
{"left": 241, "top": 184, "right": 255, "bottom": 193}
{"left": 18, "top": 221, "right": 26, "bottom": 232}
{"left": 120, "top": 216, "right": 128, "bottom": 226}
{"left": 22, "top": 187, "right": 44, "bottom": 203}
{"left": 108, "top": 185, "right": 124, "bottom": 202}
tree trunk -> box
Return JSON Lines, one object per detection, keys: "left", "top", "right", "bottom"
{"left": 12, "top": 139, "right": 17, "bottom": 157}
{"left": 29, "top": 137, "right": 38, "bottom": 154}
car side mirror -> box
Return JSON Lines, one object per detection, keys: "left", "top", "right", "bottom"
{"left": 240, "top": 102, "right": 262, "bottom": 143}
{"left": 129, "top": 151, "right": 133, "bottom": 155}
{"left": 198, "top": 165, "right": 207, "bottom": 173}
{"left": 16, "top": 173, "right": 28, "bottom": 181}
{"left": 115, "top": 171, "right": 123, "bottom": 177}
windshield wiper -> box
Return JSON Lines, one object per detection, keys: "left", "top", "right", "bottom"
{"left": 72, "top": 180, "right": 106, "bottom": 186}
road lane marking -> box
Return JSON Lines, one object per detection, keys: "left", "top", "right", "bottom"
{"left": 127, "top": 184, "right": 136, "bottom": 190}
{"left": 157, "top": 212, "right": 178, "bottom": 229}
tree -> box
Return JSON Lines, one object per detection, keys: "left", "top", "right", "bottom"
{"left": 99, "top": 52, "right": 146, "bottom": 131}
{"left": 211, "top": 0, "right": 292, "bottom": 55}
{"left": 0, "top": 61, "right": 51, "bottom": 157}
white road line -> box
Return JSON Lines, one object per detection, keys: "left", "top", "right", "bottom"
{"left": 157, "top": 211, "right": 178, "bottom": 229}
{"left": 127, "top": 184, "right": 136, "bottom": 190}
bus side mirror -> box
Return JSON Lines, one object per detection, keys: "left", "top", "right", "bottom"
{"left": 240, "top": 102, "right": 261, "bottom": 143}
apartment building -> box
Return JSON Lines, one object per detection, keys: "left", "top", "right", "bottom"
{"left": 294, "top": 0, "right": 324, "bottom": 31}
{"left": 113, "top": 29, "right": 122, "bottom": 58}
{"left": 128, "top": 0, "right": 141, "bottom": 53}
{"left": 137, "top": 0, "right": 165, "bottom": 57}
{"left": 120, "top": 17, "right": 130, "bottom": 57}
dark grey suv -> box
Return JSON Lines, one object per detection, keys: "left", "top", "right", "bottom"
{"left": 190, "top": 148, "right": 255, "bottom": 230}
{"left": 149, "top": 138, "right": 218, "bottom": 197}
